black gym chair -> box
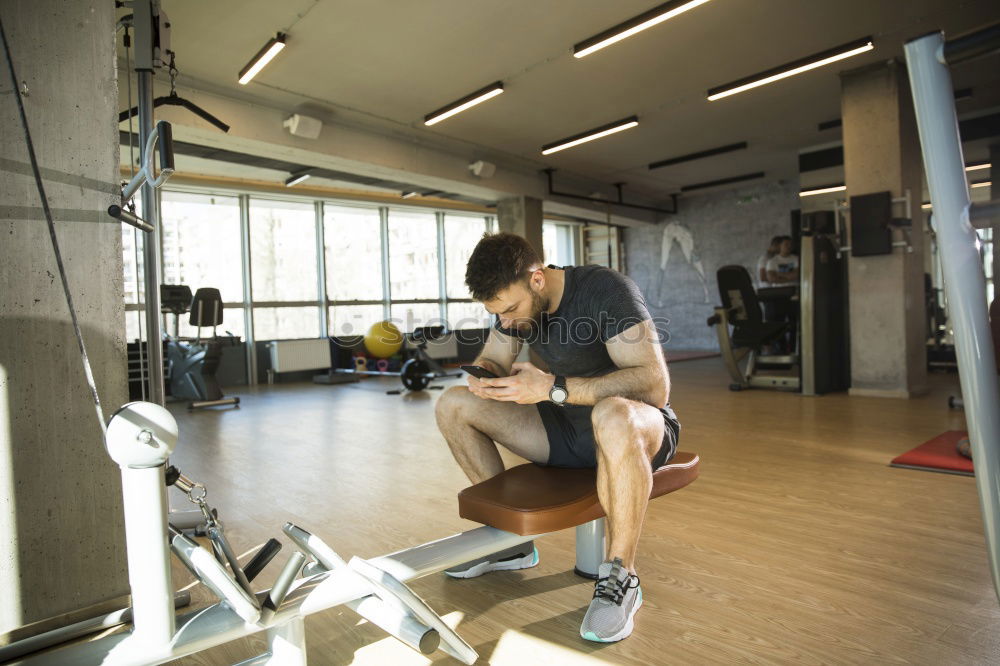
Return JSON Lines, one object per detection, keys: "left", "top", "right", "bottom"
{"left": 707, "top": 265, "right": 801, "bottom": 391}
{"left": 162, "top": 285, "right": 241, "bottom": 409}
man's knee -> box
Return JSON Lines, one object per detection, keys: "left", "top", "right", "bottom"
{"left": 435, "top": 385, "right": 474, "bottom": 425}
{"left": 591, "top": 397, "right": 659, "bottom": 459}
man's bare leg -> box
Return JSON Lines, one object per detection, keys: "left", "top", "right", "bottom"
{"left": 435, "top": 385, "right": 550, "bottom": 484}
{"left": 591, "top": 397, "right": 664, "bottom": 574}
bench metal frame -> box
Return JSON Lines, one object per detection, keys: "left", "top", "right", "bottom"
{"left": 18, "top": 400, "right": 632, "bottom": 665}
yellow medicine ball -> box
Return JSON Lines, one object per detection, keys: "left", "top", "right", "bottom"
{"left": 364, "top": 320, "right": 403, "bottom": 358}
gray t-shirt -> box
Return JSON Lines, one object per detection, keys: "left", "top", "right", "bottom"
{"left": 495, "top": 265, "right": 653, "bottom": 379}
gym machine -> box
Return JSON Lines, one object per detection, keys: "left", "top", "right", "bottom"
{"left": 905, "top": 23, "right": 1000, "bottom": 605}
{"left": 799, "top": 211, "right": 850, "bottom": 395}
{"left": 708, "top": 210, "right": 850, "bottom": 394}
{"left": 707, "top": 266, "right": 801, "bottom": 391}
{"left": 161, "top": 284, "right": 241, "bottom": 409}
{"left": 394, "top": 325, "right": 463, "bottom": 393}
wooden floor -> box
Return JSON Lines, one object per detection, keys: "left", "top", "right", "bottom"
{"left": 162, "top": 360, "right": 1000, "bottom": 665}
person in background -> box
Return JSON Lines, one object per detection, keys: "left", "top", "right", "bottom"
{"left": 766, "top": 236, "right": 799, "bottom": 285}
{"left": 756, "top": 236, "right": 783, "bottom": 289}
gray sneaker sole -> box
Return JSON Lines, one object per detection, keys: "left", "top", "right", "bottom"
{"left": 443, "top": 547, "right": 539, "bottom": 579}
{"left": 581, "top": 587, "right": 643, "bottom": 643}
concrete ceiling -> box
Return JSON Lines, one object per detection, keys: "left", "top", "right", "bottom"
{"left": 142, "top": 0, "right": 1000, "bottom": 199}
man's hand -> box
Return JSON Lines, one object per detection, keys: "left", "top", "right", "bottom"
{"left": 476, "top": 361, "right": 554, "bottom": 404}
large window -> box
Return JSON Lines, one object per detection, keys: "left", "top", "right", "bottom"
{"left": 391, "top": 302, "right": 443, "bottom": 331}
{"left": 122, "top": 225, "right": 144, "bottom": 341}
{"left": 253, "top": 307, "right": 319, "bottom": 341}
{"left": 447, "top": 301, "right": 490, "bottom": 331}
{"left": 543, "top": 222, "right": 578, "bottom": 267}
{"left": 161, "top": 192, "right": 243, "bottom": 300}
{"left": 388, "top": 209, "right": 439, "bottom": 301}
{"left": 325, "top": 204, "right": 383, "bottom": 302}
{"left": 250, "top": 199, "right": 320, "bottom": 339}
{"left": 445, "top": 214, "right": 487, "bottom": 299}
{"left": 160, "top": 192, "right": 245, "bottom": 339}
{"left": 121, "top": 186, "right": 497, "bottom": 379}
{"left": 329, "top": 304, "right": 384, "bottom": 337}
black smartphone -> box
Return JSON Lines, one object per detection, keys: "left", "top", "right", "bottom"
{"left": 461, "top": 365, "right": 499, "bottom": 379}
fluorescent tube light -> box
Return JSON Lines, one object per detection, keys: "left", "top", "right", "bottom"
{"left": 573, "top": 0, "right": 712, "bottom": 58}
{"left": 681, "top": 171, "right": 764, "bottom": 192}
{"left": 971, "top": 180, "right": 992, "bottom": 189}
{"left": 284, "top": 171, "right": 311, "bottom": 187}
{"left": 708, "top": 37, "right": 874, "bottom": 101}
{"left": 966, "top": 162, "right": 991, "bottom": 172}
{"left": 799, "top": 184, "right": 847, "bottom": 197}
{"left": 649, "top": 141, "right": 747, "bottom": 170}
{"left": 239, "top": 33, "right": 287, "bottom": 85}
{"left": 541, "top": 117, "right": 638, "bottom": 155}
{"left": 424, "top": 82, "right": 504, "bottom": 126}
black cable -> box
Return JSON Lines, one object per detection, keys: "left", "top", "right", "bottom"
{"left": 0, "top": 15, "right": 107, "bottom": 436}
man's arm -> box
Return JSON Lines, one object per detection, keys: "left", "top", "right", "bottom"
{"left": 564, "top": 320, "right": 669, "bottom": 407}
{"left": 474, "top": 327, "right": 522, "bottom": 377}
{"left": 767, "top": 268, "right": 799, "bottom": 283}
{"left": 479, "top": 320, "right": 670, "bottom": 408}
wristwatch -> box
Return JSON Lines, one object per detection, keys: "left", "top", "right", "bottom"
{"left": 549, "top": 375, "right": 568, "bottom": 405}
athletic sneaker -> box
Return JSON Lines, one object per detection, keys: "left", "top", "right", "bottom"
{"left": 580, "top": 558, "right": 642, "bottom": 642}
{"left": 444, "top": 541, "right": 538, "bottom": 579}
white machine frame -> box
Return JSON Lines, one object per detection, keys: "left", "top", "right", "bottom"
{"left": 11, "top": 402, "right": 614, "bottom": 665}
{"left": 904, "top": 26, "right": 1000, "bottom": 603}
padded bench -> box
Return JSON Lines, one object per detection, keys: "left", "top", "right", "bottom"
{"left": 458, "top": 452, "right": 700, "bottom": 577}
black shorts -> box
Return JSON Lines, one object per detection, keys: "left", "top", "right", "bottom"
{"left": 536, "top": 402, "right": 680, "bottom": 469}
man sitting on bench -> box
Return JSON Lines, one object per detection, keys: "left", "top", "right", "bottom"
{"left": 435, "top": 232, "right": 680, "bottom": 643}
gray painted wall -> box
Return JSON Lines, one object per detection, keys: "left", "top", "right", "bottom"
{"left": 0, "top": 0, "right": 128, "bottom": 636}
{"left": 625, "top": 182, "right": 799, "bottom": 350}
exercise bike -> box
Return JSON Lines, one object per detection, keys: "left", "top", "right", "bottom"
{"left": 161, "top": 284, "right": 240, "bottom": 409}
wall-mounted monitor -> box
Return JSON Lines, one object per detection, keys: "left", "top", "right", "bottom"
{"left": 850, "top": 191, "right": 893, "bottom": 257}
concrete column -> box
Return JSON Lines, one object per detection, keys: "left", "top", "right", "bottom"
{"left": 841, "top": 60, "right": 927, "bottom": 397}
{"left": 496, "top": 196, "right": 544, "bottom": 259}
{"left": 0, "top": 0, "right": 128, "bottom": 642}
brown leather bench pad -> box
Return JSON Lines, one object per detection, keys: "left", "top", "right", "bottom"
{"left": 457, "top": 452, "right": 700, "bottom": 536}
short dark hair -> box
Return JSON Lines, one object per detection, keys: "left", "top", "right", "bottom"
{"left": 465, "top": 232, "right": 541, "bottom": 302}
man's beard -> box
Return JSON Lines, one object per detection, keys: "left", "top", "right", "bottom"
{"left": 511, "top": 290, "right": 549, "bottom": 336}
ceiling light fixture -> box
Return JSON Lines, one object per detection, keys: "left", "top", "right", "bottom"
{"left": 649, "top": 141, "right": 747, "bottom": 170}
{"left": 284, "top": 171, "right": 311, "bottom": 187}
{"left": 238, "top": 33, "right": 287, "bottom": 85}
{"left": 799, "top": 184, "right": 846, "bottom": 197}
{"left": 680, "top": 171, "right": 765, "bottom": 192}
{"left": 400, "top": 191, "right": 420, "bottom": 199}
{"left": 971, "top": 180, "right": 992, "bottom": 189}
{"left": 541, "top": 116, "right": 638, "bottom": 155}
{"left": 708, "top": 37, "right": 874, "bottom": 101}
{"left": 922, "top": 202, "right": 932, "bottom": 209}
{"left": 424, "top": 82, "right": 504, "bottom": 126}
{"left": 573, "top": 0, "right": 712, "bottom": 58}
{"left": 966, "top": 162, "right": 992, "bottom": 172}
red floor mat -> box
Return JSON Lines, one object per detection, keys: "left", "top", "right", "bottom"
{"left": 890, "top": 431, "right": 974, "bottom": 476}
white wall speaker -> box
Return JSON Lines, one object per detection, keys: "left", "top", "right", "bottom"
{"left": 468, "top": 160, "right": 496, "bottom": 179}
{"left": 283, "top": 114, "right": 323, "bottom": 140}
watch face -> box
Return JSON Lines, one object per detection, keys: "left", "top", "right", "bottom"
{"left": 551, "top": 387, "right": 568, "bottom": 404}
